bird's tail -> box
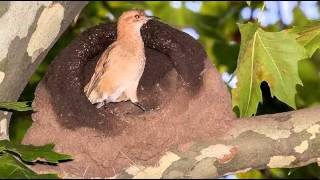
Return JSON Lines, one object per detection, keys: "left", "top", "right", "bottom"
{"left": 84, "top": 82, "right": 100, "bottom": 104}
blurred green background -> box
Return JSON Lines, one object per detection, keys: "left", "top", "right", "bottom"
{"left": 10, "top": 1, "right": 320, "bottom": 179}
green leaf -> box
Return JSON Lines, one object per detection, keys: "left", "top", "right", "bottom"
{"left": 232, "top": 22, "right": 306, "bottom": 117}
{"left": 9, "top": 113, "right": 33, "bottom": 144}
{"left": 0, "top": 153, "right": 59, "bottom": 179}
{"left": 296, "top": 59, "right": 320, "bottom": 108}
{"left": 237, "top": 169, "right": 264, "bottom": 179}
{"left": 200, "top": 1, "right": 229, "bottom": 16}
{"left": 212, "top": 40, "right": 240, "bottom": 72}
{"left": 0, "top": 145, "right": 5, "bottom": 153}
{"left": 0, "top": 140, "right": 72, "bottom": 164}
{"left": 0, "top": 102, "right": 33, "bottom": 111}
{"left": 294, "top": 22, "right": 320, "bottom": 57}
{"left": 246, "top": 1, "right": 251, "bottom": 6}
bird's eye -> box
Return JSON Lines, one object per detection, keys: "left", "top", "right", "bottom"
{"left": 134, "top": 15, "right": 140, "bottom": 19}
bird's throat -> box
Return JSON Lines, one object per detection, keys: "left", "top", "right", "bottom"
{"left": 117, "top": 29, "right": 145, "bottom": 53}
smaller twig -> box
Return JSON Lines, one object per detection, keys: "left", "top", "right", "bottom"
{"left": 257, "top": 1, "right": 266, "bottom": 24}
{"left": 119, "top": 150, "right": 141, "bottom": 171}
{"left": 112, "top": 167, "right": 117, "bottom": 177}
{"left": 82, "top": 165, "right": 89, "bottom": 178}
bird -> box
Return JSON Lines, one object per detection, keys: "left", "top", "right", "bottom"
{"left": 84, "top": 10, "right": 157, "bottom": 111}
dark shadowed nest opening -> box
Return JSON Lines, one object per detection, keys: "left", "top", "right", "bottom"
{"left": 23, "top": 20, "right": 235, "bottom": 178}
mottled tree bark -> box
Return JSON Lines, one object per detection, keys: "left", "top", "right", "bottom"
{"left": 111, "top": 106, "right": 320, "bottom": 179}
{"left": 0, "top": 1, "right": 87, "bottom": 140}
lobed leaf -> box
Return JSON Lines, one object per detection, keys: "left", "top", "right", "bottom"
{"left": 0, "top": 101, "right": 33, "bottom": 111}
{"left": 0, "top": 140, "right": 72, "bottom": 164}
{"left": 294, "top": 22, "right": 320, "bottom": 57}
{"left": 232, "top": 22, "right": 306, "bottom": 117}
{"left": 0, "top": 153, "right": 59, "bottom": 179}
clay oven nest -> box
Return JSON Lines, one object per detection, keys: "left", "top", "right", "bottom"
{"left": 23, "top": 20, "right": 235, "bottom": 178}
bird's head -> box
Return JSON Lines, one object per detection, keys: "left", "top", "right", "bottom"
{"left": 117, "top": 10, "right": 158, "bottom": 32}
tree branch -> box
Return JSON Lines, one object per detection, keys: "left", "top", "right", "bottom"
{"left": 111, "top": 106, "right": 320, "bottom": 179}
{"left": 0, "top": 1, "right": 88, "bottom": 140}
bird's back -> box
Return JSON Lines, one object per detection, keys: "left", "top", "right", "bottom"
{"left": 84, "top": 42, "right": 115, "bottom": 99}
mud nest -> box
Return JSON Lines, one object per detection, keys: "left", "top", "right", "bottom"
{"left": 23, "top": 20, "right": 235, "bottom": 178}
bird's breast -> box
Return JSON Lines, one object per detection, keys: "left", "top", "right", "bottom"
{"left": 127, "top": 52, "right": 146, "bottom": 81}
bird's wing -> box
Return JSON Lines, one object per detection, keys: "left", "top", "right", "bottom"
{"left": 84, "top": 43, "right": 116, "bottom": 96}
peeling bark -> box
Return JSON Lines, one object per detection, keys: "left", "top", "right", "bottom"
{"left": 111, "top": 106, "right": 320, "bottom": 179}
{"left": 0, "top": 1, "right": 87, "bottom": 140}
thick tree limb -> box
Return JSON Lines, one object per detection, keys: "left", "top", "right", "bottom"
{"left": 0, "top": 1, "right": 87, "bottom": 140}
{"left": 111, "top": 106, "right": 320, "bottom": 179}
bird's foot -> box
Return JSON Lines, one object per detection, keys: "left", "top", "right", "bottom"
{"left": 131, "top": 102, "right": 148, "bottom": 112}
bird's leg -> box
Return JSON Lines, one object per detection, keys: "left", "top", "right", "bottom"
{"left": 125, "top": 82, "right": 147, "bottom": 112}
{"left": 131, "top": 101, "right": 146, "bottom": 111}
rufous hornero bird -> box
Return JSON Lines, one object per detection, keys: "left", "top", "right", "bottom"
{"left": 84, "top": 10, "right": 159, "bottom": 111}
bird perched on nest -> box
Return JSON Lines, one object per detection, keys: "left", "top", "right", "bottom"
{"left": 84, "top": 10, "right": 157, "bottom": 111}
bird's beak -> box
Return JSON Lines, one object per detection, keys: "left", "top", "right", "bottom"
{"left": 146, "top": 15, "right": 160, "bottom": 20}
